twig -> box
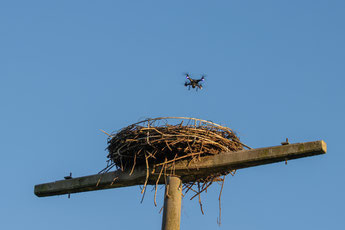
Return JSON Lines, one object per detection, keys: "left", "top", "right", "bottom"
{"left": 96, "top": 176, "right": 102, "bottom": 187}
{"left": 140, "top": 185, "right": 147, "bottom": 203}
{"left": 217, "top": 176, "right": 225, "bottom": 226}
{"left": 100, "top": 129, "right": 113, "bottom": 137}
{"left": 165, "top": 140, "right": 173, "bottom": 151}
{"left": 146, "top": 122, "right": 151, "bottom": 145}
{"left": 129, "top": 153, "right": 137, "bottom": 176}
{"left": 190, "top": 181, "right": 213, "bottom": 201}
{"left": 141, "top": 154, "right": 150, "bottom": 194}
{"left": 154, "top": 165, "right": 165, "bottom": 206}
{"left": 155, "top": 151, "right": 202, "bottom": 166}
{"left": 183, "top": 181, "right": 196, "bottom": 195}
{"left": 110, "top": 176, "right": 118, "bottom": 186}
{"left": 198, "top": 182, "right": 204, "bottom": 215}
{"left": 229, "top": 170, "right": 236, "bottom": 176}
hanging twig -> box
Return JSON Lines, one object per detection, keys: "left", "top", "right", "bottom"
{"left": 183, "top": 181, "right": 196, "bottom": 195}
{"left": 154, "top": 164, "right": 165, "bottom": 206}
{"left": 141, "top": 153, "right": 150, "bottom": 194}
{"left": 190, "top": 181, "right": 213, "bottom": 201}
{"left": 140, "top": 185, "right": 147, "bottom": 203}
{"left": 129, "top": 153, "right": 137, "bottom": 176}
{"left": 197, "top": 182, "right": 204, "bottom": 215}
{"left": 217, "top": 176, "right": 226, "bottom": 226}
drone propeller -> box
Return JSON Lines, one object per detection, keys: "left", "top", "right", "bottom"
{"left": 183, "top": 72, "right": 191, "bottom": 80}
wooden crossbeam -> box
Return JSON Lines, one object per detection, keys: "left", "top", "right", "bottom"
{"left": 34, "top": 140, "right": 326, "bottom": 197}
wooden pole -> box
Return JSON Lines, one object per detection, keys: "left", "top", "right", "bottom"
{"left": 161, "top": 176, "right": 182, "bottom": 230}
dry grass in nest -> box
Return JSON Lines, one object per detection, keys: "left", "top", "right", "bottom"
{"left": 100, "top": 117, "right": 250, "bottom": 220}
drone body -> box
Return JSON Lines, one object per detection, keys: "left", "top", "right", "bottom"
{"left": 184, "top": 73, "right": 205, "bottom": 91}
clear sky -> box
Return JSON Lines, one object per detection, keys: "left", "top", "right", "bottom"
{"left": 1, "top": 0, "right": 344, "bottom": 229}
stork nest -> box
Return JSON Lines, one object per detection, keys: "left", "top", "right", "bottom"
{"left": 105, "top": 117, "right": 246, "bottom": 172}
{"left": 101, "top": 117, "right": 249, "bottom": 217}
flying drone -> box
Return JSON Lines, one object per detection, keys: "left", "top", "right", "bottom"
{"left": 184, "top": 73, "right": 205, "bottom": 91}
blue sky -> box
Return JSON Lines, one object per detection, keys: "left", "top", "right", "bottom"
{"left": 1, "top": 0, "right": 344, "bottom": 229}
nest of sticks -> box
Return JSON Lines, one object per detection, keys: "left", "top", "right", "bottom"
{"left": 103, "top": 117, "right": 247, "bottom": 173}
{"left": 101, "top": 117, "right": 249, "bottom": 219}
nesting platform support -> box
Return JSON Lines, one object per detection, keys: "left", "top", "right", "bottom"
{"left": 162, "top": 176, "right": 182, "bottom": 230}
{"left": 34, "top": 140, "right": 327, "bottom": 197}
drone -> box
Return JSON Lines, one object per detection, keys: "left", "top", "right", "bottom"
{"left": 184, "top": 73, "right": 205, "bottom": 91}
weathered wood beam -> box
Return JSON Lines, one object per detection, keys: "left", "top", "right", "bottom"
{"left": 34, "top": 140, "right": 326, "bottom": 197}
